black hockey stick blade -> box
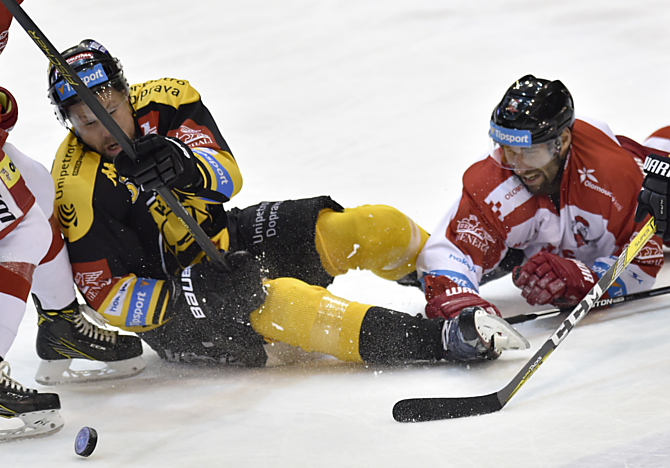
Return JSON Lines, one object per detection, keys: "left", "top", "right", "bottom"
{"left": 393, "top": 218, "right": 656, "bottom": 423}
{"left": 393, "top": 393, "right": 502, "bottom": 422}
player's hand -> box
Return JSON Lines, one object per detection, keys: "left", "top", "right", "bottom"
{"left": 114, "top": 134, "right": 202, "bottom": 192}
{"left": 424, "top": 274, "right": 501, "bottom": 320}
{"left": 513, "top": 251, "right": 596, "bottom": 307}
{"left": 634, "top": 153, "right": 670, "bottom": 241}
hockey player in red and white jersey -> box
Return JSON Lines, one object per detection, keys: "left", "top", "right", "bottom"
{"left": 0, "top": 4, "right": 144, "bottom": 442}
{"left": 417, "top": 75, "right": 664, "bottom": 328}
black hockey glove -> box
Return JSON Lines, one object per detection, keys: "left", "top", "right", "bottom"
{"left": 634, "top": 153, "right": 670, "bottom": 241}
{"left": 114, "top": 134, "right": 203, "bottom": 192}
{"left": 147, "top": 250, "right": 269, "bottom": 367}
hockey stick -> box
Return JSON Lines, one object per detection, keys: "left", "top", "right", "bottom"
{"left": 505, "top": 284, "right": 670, "bottom": 324}
{"left": 393, "top": 217, "right": 657, "bottom": 422}
{"left": 0, "top": 0, "right": 230, "bottom": 271}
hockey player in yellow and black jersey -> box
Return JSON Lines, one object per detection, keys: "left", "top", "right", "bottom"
{"left": 48, "top": 39, "right": 529, "bottom": 367}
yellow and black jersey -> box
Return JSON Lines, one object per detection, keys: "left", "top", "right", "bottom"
{"left": 51, "top": 78, "right": 241, "bottom": 332}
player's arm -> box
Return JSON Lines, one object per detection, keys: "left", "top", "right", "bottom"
{"left": 164, "top": 84, "right": 242, "bottom": 202}
{"left": 117, "top": 80, "right": 242, "bottom": 202}
{"left": 73, "top": 246, "right": 266, "bottom": 360}
{"left": 417, "top": 193, "right": 508, "bottom": 320}
{"left": 74, "top": 267, "right": 171, "bottom": 332}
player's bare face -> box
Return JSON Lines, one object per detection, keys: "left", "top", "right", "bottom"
{"left": 513, "top": 157, "right": 563, "bottom": 196}
{"left": 503, "top": 128, "right": 571, "bottom": 197}
{"left": 68, "top": 88, "right": 136, "bottom": 160}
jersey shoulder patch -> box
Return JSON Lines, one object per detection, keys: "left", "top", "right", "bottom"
{"left": 568, "top": 119, "right": 643, "bottom": 194}
{"left": 51, "top": 135, "right": 99, "bottom": 242}
{"left": 462, "top": 157, "right": 534, "bottom": 223}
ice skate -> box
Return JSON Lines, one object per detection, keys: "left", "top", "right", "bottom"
{"left": 34, "top": 298, "right": 146, "bottom": 385}
{"left": 0, "top": 360, "right": 64, "bottom": 442}
{"left": 443, "top": 306, "right": 530, "bottom": 362}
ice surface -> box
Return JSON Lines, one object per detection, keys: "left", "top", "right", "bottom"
{"left": 3, "top": 0, "right": 670, "bottom": 466}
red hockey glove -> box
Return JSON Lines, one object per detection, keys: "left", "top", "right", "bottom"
{"left": 424, "top": 275, "right": 501, "bottom": 320}
{"left": 512, "top": 251, "right": 597, "bottom": 307}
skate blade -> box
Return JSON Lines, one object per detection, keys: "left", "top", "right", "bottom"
{"left": 0, "top": 409, "right": 64, "bottom": 443}
{"left": 475, "top": 313, "right": 530, "bottom": 351}
{"left": 36, "top": 356, "right": 147, "bottom": 385}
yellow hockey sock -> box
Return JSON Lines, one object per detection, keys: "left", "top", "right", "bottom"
{"left": 249, "top": 277, "right": 368, "bottom": 362}
{"left": 314, "top": 205, "right": 428, "bottom": 281}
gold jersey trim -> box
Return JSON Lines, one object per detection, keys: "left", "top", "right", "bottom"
{"left": 130, "top": 78, "right": 200, "bottom": 113}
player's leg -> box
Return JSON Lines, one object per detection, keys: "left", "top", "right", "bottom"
{"left": 315, "top": 204, "right": 428, "bottom": 281}
{"left": 0, "top": 200, "right": 51, "bottom": 359}
{"left": 229, "top": 196, "right": 428, "bottom": 286}
{"left": 228, "top": 196, "right": 342, "bottom": 287}
{"left": 250, "top": 278, "right": 528, "bottom": 364}
{"left": 137, "top": 259, "right": 528, "bottom": 367}
{"left": 0, "top": 204, "right": 64, "bottom": 441}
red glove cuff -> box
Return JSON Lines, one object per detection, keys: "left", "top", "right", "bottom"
{"left": 424, "top": 275, "right": 501, "bottom": 320}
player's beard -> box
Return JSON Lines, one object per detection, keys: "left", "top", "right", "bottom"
{"left": 515, "top": 158, "right": 565, "bottom": 199}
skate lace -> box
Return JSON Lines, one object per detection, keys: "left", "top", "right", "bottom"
{"left": 0, "top": 361, "right": 32, "bottom": 393}
{"left": 74, "top": 311, "right": 118, "bottom": 344}
{"left": 442, "top": 319, "right": 455, "bottom": 351}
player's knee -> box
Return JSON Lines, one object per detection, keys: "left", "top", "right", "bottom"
{"left": 316, "top": 204, "right": 427, "bottom": 278}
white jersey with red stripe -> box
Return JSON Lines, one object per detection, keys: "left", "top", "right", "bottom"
{"left": 417, "top": 116, "right": 664, "bottom": 299}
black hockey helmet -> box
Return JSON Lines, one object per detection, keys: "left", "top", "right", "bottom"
{"left": 490, "top": 75, "right": 575, "bottom": 146}
{"left": 47, "top": 39, "right": 129, "bottom": 126}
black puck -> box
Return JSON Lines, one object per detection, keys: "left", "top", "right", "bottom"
{"left": 75, "top": 426, "right": 98, "bottom": 457}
